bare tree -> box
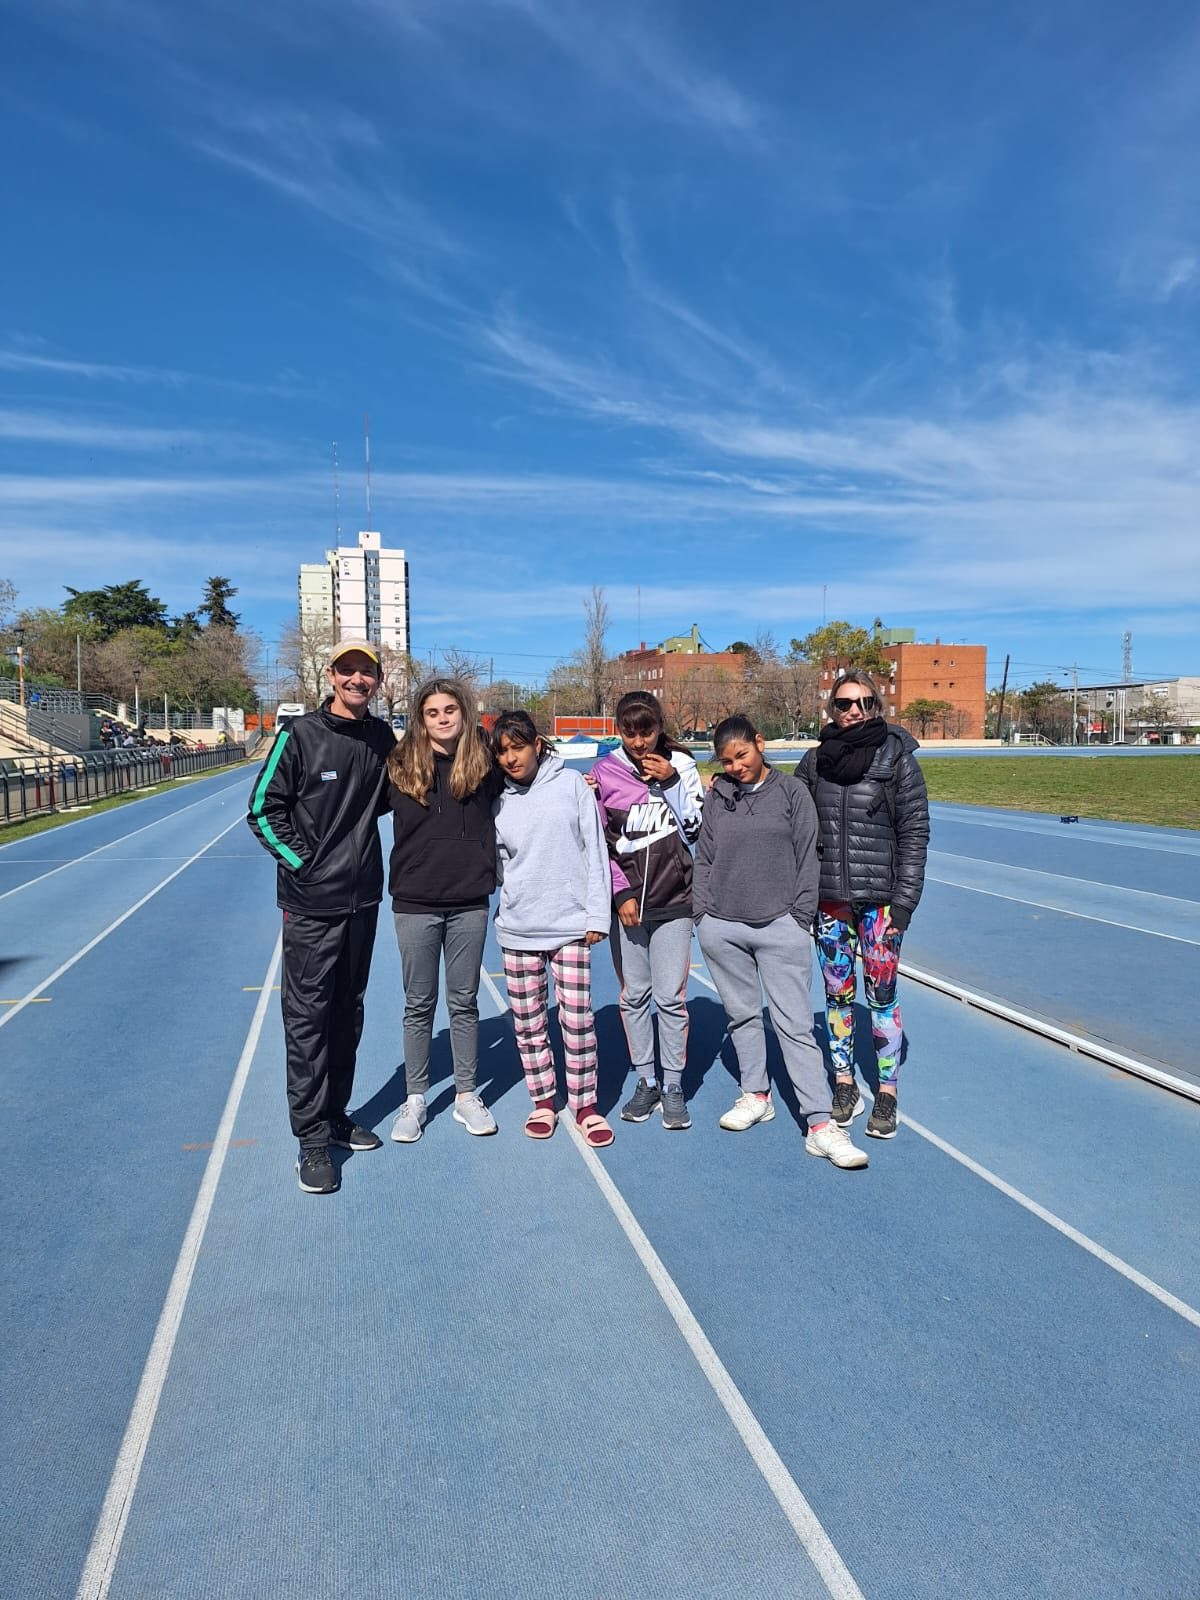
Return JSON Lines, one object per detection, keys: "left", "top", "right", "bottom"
{"left": 378, "top": 647, "right": 422, "bottom": 720}
{"left": 576, "top": 585, "right": 616, "bottom": 714}
{"left": 437, "top": 646, "right": 484, "bottom": 686}
{"left": 278, "top": 615, "right": 335, "bottom": 705}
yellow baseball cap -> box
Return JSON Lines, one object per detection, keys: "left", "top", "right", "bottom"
{"left": 329, "top": 638, "right": 381, "bottom": 668}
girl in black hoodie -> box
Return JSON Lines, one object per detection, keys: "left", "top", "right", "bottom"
{"left": 386, "top": 676, "right": 502, "bottom": 1142}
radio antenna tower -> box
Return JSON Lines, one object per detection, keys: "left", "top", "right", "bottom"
{"left": 1122, "top": 630, "right": 1132, "bottom": 682}
{"left": 364, "top": 411, "right": 373, "bottom": 530}
{"left": 331, "top": 441, "right": 341, "bottom": 542}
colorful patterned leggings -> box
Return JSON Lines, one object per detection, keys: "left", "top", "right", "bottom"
{"left": 815, "top": 902, "right": 904, "bottom": 1087}
{"left": 502, "top": 941, "right": 598, "bottom": 1113}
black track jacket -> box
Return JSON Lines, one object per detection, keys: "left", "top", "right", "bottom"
{"left": 247, "top": 706, "right": 396, "bottom": 917}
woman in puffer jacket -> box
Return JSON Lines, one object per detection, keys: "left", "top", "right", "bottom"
{"left": 795, "top": 670, "right": 930, "bottom": 1141}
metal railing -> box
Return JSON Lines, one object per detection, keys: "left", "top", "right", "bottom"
{"left": 0, "top": 743, "right": 247, "bottom": 827}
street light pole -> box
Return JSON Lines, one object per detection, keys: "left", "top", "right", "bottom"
{"left": 14, "top": 624, "right": 25, "bottom": 708}
{"left": 1072, "top": 661, "right": 1078, "bottom": 746}
{"left": 133, "top": 666, "right": 141, "bottom": 730}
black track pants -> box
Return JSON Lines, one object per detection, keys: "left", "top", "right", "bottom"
{"left": 281, "top": 905, "right": 379, "bottom": 1147}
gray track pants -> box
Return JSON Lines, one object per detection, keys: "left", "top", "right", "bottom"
{"left": 610, "top": 914, "right": 693, "bottom": 1088}
{"left": 393, "top": 908, "right": 489, "bottom": 1097}
{"left": 697, "top": 913, "right": 831, "bottom": 1125}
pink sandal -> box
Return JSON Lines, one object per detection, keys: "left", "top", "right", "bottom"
{"left": 576, "top": 1112, "right": 614, "bottom": 1148}
{"left": 524, "top": 1106, "right": 557, "bottom": 1139}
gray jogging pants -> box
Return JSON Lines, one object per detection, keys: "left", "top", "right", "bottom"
{"left": 697, "top": 912, "right": 831, "bottom": 1125}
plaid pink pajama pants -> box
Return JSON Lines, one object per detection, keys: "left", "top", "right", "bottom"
{"left": 502, "top": 940, "right": 598, "bottom": 1112}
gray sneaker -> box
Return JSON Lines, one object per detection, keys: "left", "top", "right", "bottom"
{"left": 452, "top": 1092, "right": 497, "bottom": 1136}
{"left": 661, "top": 1084, "right": 691, "bottom": 1130}
{"left": 390, "top": 1096, "right": 427, "bottom": 1143}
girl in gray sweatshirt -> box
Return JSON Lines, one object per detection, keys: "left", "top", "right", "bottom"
{"left": 491, "top": 713, "right": 615, "bottom": 1147}
{"left": 694, "top": 716, "right": 867, "bottom": 1169}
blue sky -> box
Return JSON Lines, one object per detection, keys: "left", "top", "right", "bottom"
{"left": 2, "top": 0, "right": 1198, "bottom": 693}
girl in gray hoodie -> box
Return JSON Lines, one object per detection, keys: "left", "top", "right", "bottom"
{"left": 694, "top": 716, "right": 867, "bottom": 1169}
{"left": 491, "top": 713, "right": 615, "bottom": 1147}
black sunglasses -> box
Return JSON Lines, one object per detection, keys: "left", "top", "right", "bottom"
{"left": 833, "top": 695, "right": 876, "bottom": 712}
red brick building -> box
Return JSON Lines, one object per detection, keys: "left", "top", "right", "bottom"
{"left": 612, "top": 625, "right": 748, "bottom": 735}
{"left": 820, "top": 631, "right": 988, "bottom": 739}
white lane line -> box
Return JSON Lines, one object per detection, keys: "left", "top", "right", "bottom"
{"left": 932, "top": 805, "right": 1200, "bottom": 858}
{"left": 925, "top": 876, "right": 1200, "bottom": 946}
{"left": 0, "top": 766, "right": 248, "bottom": 859}
{"left": 927, "top": 853, "right": 1200, "bottom": 945}
{"left": 480, "top": 965, "right": 864, "bottom": 1600}
{"left": 0, "top": 773, "right": 248, "bottom": 901}
{"left": 75, "top": 936, "right": 283, "bottom": 1600}
{"left": 0, "top": 814, "right": 244, "bottom": 1032}
{"left": 687, "top": 968, "right": 1200, "bottom": 1331}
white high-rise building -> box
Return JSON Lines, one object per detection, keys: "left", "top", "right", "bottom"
{"left": 298, "top": 532, "right": 410, "bottom": 655}
{"left": 332, "top": 531, "right": 410, "bottom": 654}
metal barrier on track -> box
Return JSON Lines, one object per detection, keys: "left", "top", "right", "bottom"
{"left": 0, "top": 744, "right": 247, "bottom": 826}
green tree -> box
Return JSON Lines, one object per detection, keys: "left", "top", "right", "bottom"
{"left": 902, "top": 697, "right": 954, "bottom": 737}
{"left": 1021, "top": 680, "right": 1070, "bottom": 741}
{"left": 790, "top": 620, "right": 890, "bottom": 675}
{"left": 199, "top": 577, "right": 241, "bottom": 631}
{"left": 63, "top": 580, "right": 167, "bottom": 638}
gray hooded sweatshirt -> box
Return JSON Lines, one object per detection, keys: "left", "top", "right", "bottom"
{"left": 692, "top": 767, "right": 820, "bottom": 928}
{"left": 493, "top": 755, "right": 612, "bottom": 951}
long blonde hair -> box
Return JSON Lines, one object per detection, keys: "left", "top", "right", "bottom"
{"left": 387, "top": 676, "right": 494, "bottom": 804}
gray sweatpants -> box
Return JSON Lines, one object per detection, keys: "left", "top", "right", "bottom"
{"left": 393, "top": 908, "right": 489, "bottom": 1097}
{"left": 697, "top": 913, "right": 831, "bottom": 1125}
{"left": 610, "top": 914, "right": 693, "bottom": 1088}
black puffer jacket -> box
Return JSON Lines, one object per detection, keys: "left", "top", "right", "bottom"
{"left": 795, "top": 728, "right": 930, "bottom": 921}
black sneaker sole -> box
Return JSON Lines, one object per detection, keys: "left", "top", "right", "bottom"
{"left": 865, "top": 1122, "right": 898, "bottom": 1139}
{"left": 662, "top": 1117, "right": 692, "bottom": 1130}
{"left": 295, "top": 1164, "right": 339, "bottom": 1194}
{"left": 329, "top": 1134, "right": 382, "bottom": 1150}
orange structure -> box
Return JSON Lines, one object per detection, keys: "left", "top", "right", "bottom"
{"left": 820, "top": 633, "right": 988, "bottom": 738}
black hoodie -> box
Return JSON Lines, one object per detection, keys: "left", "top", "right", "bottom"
{"left": 387, "top": 753, "right": 503, "bottom": 912}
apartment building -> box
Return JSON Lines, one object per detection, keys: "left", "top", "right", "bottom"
{"left": 820, "top": 629, "right": 988, "bottom": 738}
{"left": 613, "top": 624, "right": 747, "bottom": 732}
{"left": 297, "top": 531, "right": 411, "bottom": 655}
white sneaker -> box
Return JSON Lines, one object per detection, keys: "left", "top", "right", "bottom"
{"left": 390, "top": 1096, "right": 427, "bottom": 1143}
{"left": 805, "top": 1120, "right": 868, "bottom": 1169}
{"left": 452, "top": 1092, "right": 498, "bottom": 1136}
{"left": 719, "top": 1093, "right": 776, "bottom": 1131}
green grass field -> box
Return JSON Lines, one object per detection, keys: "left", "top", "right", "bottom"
{"left": 699, "top": 753, "right": 1200, "bottom": 829}
{"left": 920, "top": 754, "right": 1199, "bottom": 829}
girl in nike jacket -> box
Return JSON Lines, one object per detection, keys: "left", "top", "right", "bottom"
{"left": 589, "top": 691, "right": 704, "bottom": 1131}
{"left": 491, "top": 712, "right": 614, "bottom": 1147}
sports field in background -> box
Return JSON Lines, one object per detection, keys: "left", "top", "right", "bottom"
{"left": 918, "top": 753, "right": 1200, "bottom": 829}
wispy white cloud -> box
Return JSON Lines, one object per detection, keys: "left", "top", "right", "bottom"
{"left": 0, "top": 345, "right": 308, "bottom": 398}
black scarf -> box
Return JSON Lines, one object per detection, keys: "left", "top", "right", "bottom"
{"left": 815, "top": 717, "right": 889, "bottom": 785}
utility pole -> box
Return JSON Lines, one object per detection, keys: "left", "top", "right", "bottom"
{"left": 994, "top": 653, "right": 1010, "bottom": 742}
{"left": 1072, "top": 662, "right": 1079, "bottom": 746}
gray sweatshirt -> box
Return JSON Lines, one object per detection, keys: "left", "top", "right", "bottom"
{"left": 493, "top": 755, "right": 612, "bottom": 951}
{"left": 692, "top": 767, "right": 820, "bottom": 927}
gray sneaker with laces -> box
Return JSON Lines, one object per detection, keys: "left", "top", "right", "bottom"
{"left": 390, "top": 1096, "right": 427, "bottom": 1143}
{"left": 453, "top": 1092, "right": 498, "bottom": 1136}
{"left": 620, "top": 1080, "right": 662, "bottom": 1122}
{"left": 661, "top": 1084, "right": 691, "bottom": 1130}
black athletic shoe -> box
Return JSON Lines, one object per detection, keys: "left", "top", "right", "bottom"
{"left": 866, "top": 1091, "right": 898, "bottom": 1140}
{"left": 620, "top": 1080, "right": 662, "bottom": 1122}
{"left": 661, "top": 1084, "right": 691, "bottom": 1130}
{"left": 832, "top": 1080, "right": 864, "bottom": 1127}
{"left": 330, "top": 1118, "right": 382, "bottom": 1151}
{"left": 296, "top": 1146, "right": 339, "bottom": 1193}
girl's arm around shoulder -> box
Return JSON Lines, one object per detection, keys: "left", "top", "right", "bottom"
{"left": 574, "top": 774, "right": 613, "bottom": 934}
{"left": 783, "top": 773, "right": 819, "bottom": 926}
{"left": 661, "top": 751, "right": 704, "bottom": 843}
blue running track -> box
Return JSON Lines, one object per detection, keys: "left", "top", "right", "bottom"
{"left": 1, "top": 770, "right": 1197, "bottom": 1599}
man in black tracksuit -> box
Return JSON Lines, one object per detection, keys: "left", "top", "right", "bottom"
{"left": 247, "top": 639, "right": 396, "bottom": 1193}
